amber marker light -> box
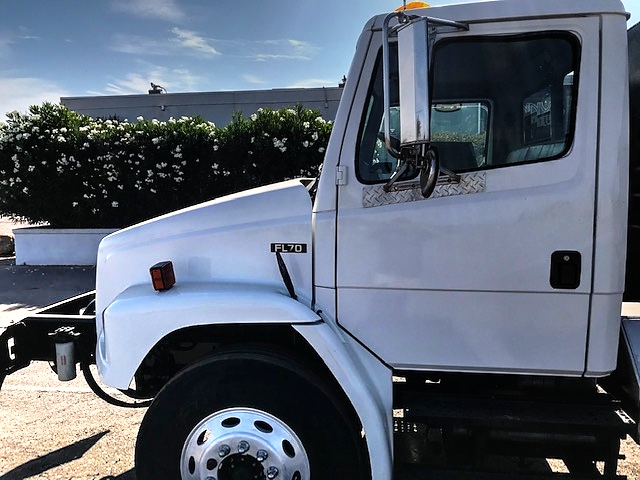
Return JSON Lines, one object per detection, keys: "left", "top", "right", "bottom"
{"left": 150, "top": 261, "right": 176, "bottom": 291}
{"left": 395, "top": 2, "right": 430, "bottom": 11}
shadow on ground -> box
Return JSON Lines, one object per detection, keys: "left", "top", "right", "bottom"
{"left": 0, "top": 430, "right": 108, "bottom": 480}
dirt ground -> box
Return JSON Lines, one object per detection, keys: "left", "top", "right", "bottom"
{"left": 0, "top": 363, "right": 145, "bottom": 479}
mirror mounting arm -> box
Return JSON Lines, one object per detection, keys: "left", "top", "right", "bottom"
{"left": 382, "top": 11, "right": 410, "bottom": 160}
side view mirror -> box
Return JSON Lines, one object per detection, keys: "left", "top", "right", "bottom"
{"left": 382, "top": 11, "right": 467, "bottom": 197}
{"left": 398, "top": 17, "right": 432, "bottom": 148}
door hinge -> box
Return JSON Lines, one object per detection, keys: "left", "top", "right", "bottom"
{"left": 336, "top": 166, "right": 348, "bottom": 186}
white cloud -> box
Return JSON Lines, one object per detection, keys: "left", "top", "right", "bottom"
{"left": 170, "top": 28, "right": 220, "bottom": 57}
{"left": 111, "top": 0, "right": 185, "bottom": 22}
{"left": 111, "top": 29, "right": 220, "bottom": 58}
{"left": 111, "top": 34, "right": 170, "bottom": 56}
{"left": 0, "top": 77, "right": 68, "bottom": 116}
{"left": 242, "top": 74, "right": 267, "bottom": 85}
{"left": 252, "top": 39, "right": 316, "bottom": 61}
{"left": 253, "top": 53, "right": 310, "bottom": 62}
{"left": 104, "top": 73, "right": 153, "bottom": 95}
{"left": 0, "top": 30, "right": 39, "bottom": 59}
{"left": 90, "top": 66, "right": 204, "bottom": 96}
{"left": 111, "top": 33, "right": 316, "bottom": 63}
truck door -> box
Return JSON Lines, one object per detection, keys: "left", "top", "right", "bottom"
{"left": 336, "top": 17, "right": 600, "bottom": 375}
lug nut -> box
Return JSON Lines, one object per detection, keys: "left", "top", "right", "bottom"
{"left": 238, "top": 440, "right": 250, "bottom": 454}
{"left": 256, "top": 449, "right": 268, "bottom": 462}
{"left": 219, "top": 444, "right": 231, "bottom": 457}
{"left": 267, "top": 466, "right": 279, "bottom": 479}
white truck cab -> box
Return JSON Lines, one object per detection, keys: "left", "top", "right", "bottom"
{"left": 56, "top": 0, "right": 640, "bottom": 478}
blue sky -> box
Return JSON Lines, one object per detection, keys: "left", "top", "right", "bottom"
{"left": 0, "top": 0, "right": 639, "bottom": 117}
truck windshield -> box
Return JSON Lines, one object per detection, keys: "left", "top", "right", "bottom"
{"left": 357, "top": 32, "right": 580, "bottom": 183}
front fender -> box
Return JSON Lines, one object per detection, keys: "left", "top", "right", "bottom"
{"left": 97, "top": 282, "right": 320, "bottom": 388}
{"left": 294, "top": 322, "right": 393, "bottom": 480}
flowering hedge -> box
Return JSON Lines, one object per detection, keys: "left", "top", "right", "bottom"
{"left": 0, "top": 103, "right": 332, "bottom": 228}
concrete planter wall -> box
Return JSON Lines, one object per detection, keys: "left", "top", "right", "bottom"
{"left": 14, "top": 227, "right": 118, "bottom": 265}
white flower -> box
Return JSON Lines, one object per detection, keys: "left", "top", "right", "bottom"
{"left": 28, "top": 165, "right": 35, "bottom": 172}
{"left": 112, "top": 201, "right": 119, "bottom": 208}
{"left": 22, "top": 187, "right": 28, "bottom": 194}
{"left": 57, "top": 136, "right": 66, "bottom": 143}
{"left": 303, "top": 121, "right": 310, "bottom": 129}
{"left": 318, "top": 147, "right": 325, "bottom": 153}
{"left": 213, "top": 145, "right": 219, "bottom": 151}
{"left": 72, "top": 202, "right": 79, "bottom": 207}
{"left": 152, "top": 137, "right": 161, "bottom": 145}
{"left": 302, "top": 141, "right": 309, "bottom": 148}
{"left": 311, "top": 132, "right": 318, "bottom": 141}
{"left": 137, "top": 116, "right": 144, "bottom": 122}
{"left": 250, "top": 113, "right": 258, "bottom": 121}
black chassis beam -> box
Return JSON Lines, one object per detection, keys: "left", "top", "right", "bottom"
{"left": 0, "top": 291, "right": 97, "bottom": 381}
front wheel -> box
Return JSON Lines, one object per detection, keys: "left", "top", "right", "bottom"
{"left": 135, "top": 347, "right": 370, "bottom": 480}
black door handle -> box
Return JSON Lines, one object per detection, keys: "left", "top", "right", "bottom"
{"left": 550, "top": 251, "right": 581, "bottom": 289}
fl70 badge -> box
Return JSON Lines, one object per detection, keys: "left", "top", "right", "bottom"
{"left": 270, "top": 243, "right": 308, "bottom": 254}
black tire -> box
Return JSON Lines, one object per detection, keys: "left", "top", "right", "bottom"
{"left": 135, "top": 346, "right": 371, "bottom": 480}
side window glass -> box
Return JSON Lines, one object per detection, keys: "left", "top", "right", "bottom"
{"left": 356, "top": 32, "right": 579, "bottom": 184}
{"left": 431, "top": 102, "right": 490, "bottom": 171}
{"left": 433, "top": 34, "right": 578, "bottom": 167}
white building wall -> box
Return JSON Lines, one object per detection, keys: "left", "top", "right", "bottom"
{"left": 61, "top": 87, "right": 343, "bottom": 125}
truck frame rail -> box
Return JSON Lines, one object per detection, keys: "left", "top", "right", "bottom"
{"left": 0, "top": 291, "right": 97, "bottom": 383}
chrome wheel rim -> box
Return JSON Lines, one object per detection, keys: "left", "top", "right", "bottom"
{"left": 180, "top": 407, "right": 310, "bottom": 480}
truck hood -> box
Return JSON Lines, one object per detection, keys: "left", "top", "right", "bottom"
{"left": 95, "top": 179, "right": 315, "bottom": 322}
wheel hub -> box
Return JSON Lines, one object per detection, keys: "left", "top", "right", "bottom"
{"left": 180, "top": 407, "right": 310, "bottom": 480}
{"left": 218, "top": 453, "right": 265, "bottom": 480}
